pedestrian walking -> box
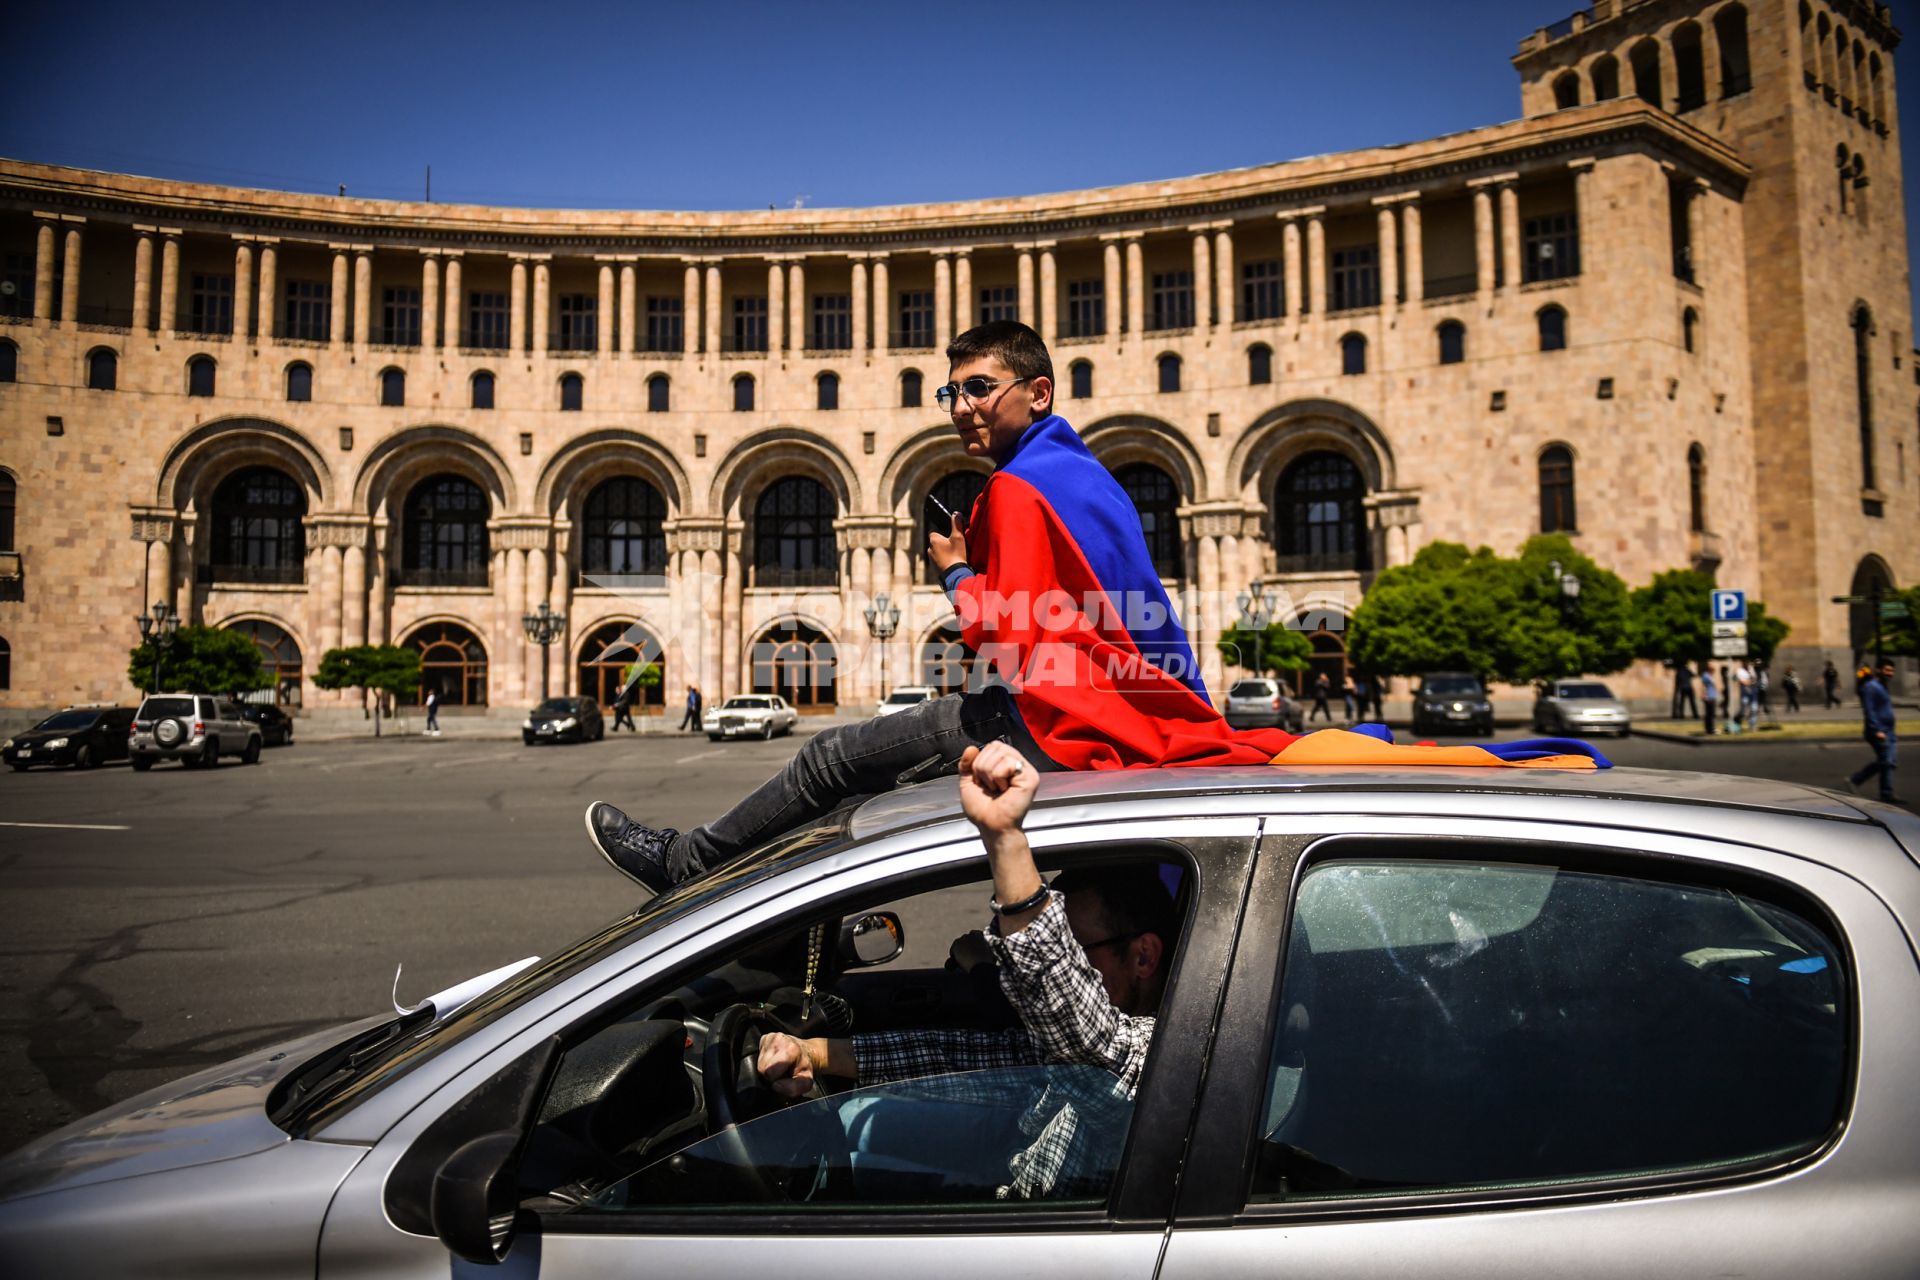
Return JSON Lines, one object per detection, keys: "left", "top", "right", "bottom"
{"left": 1367, "top": 673, "right": 1385, "bottom": 720}
{"left": 1673, "top": 662, "right": 1699, "bottom": 719}
{"left": 1341, "top": 675, "right": 1358, "bottom": 722}
{"left": 1700, "top": 667, "right": 1718, "bottom": 735}
{"left": 1352, "top": 675, "right": 1370, "bottom": 723}
{"left": 1784, "top": 665, "right": 1802, "bottom": 714}
{"left": 1732, "top": 661, "right": 1755, "bottom": 733}
{"left": 424, "top": 689, "right": 440, "bottom": 736}
{"left": 1756, "top": 664, "right": 1772, "bottom": 716}
{"left": 1844, "top": 659, "right": 1899, "bottom": 803}
{"left": 1308, "top": 671, "right": 1333, "bottom": 723}
{"left": 1823, "top": 661, "right": 1841, "bottom": 709}
{"left": 1720, "top": 665, "right": 1734, "bottom": 729}
{"left": 678, "top": 684, "right": 703, "bottom": 733}
{"left": 611, "top": 688, "right": 637, "bottom": 733}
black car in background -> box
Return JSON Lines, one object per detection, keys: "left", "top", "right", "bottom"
{"left": 1411, "top": 671, "right": 1496, "bottom": 737}
{"left": 522, "top": 696, "right": 605, "bottom": 745}
{"left": 3, "top": 706, "right": 135, "bottom": 770}
{"left": 237, "top": 703, "right": 296, "bottom": 746}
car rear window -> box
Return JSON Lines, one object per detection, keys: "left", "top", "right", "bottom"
{"left": 142, "top": 697, "right": 195, "bottom": 719}
{"left": 1229, "top": 681, "right": 1276, "bottom": 697}
{"left": 884, "top": 691, "right": 929, "bottom": 704}
{"left": 1251, "top": 855, "right": 1847, "bottom": 1200}
{"left": 1557, "top": 683, "right": 1614, "bottom": 699}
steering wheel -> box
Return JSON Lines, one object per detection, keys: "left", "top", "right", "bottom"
{"left": 701, "top": 1003, "right": 852, "bottom": 1202}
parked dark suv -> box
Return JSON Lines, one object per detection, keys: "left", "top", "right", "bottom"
{"left": 237, "top": 703, "right": 296, "bottom": 746}
{"left": 1411, "top": 671, "right": 1495, "bottom": 737}
{"left": 3, "top": 706, "right": 135, "bottom": 771}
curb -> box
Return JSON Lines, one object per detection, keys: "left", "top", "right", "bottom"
{"left": 1629, "top": 726, "right": 1860, "bottom": 746}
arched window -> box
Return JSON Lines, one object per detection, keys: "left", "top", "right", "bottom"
{"left": 286, "top": 362, "right": 312, "bottom": 402}
{"left": 1553, "top": 71, "right": 1581, "bottom": 109}
{"left": 226, "top": 619, "right": 304, "bottom": 705}
{"left": 1868, "top": 51, "right": 1886, "bottom": 123}
{"left": 1848, "top": 557, "right": 1894, "bottom": 658}
{"left": 751, "top": 620, "right": 836, "bottom": 708}
{"left": 1853, "top": 305, "right": 1875, "bottom": 489}
{"left": 1340, "top": 332, "right": 1367, "bottom": 375}
{"left": 1538, "top": 444, "right": 1577, "bottom": 533}
{"left": 1852, "top": 42, "right": 1867, "bottom": 117}
{"left": 1538, "top": 305, "right": 1569, "bottom": 352}
{"left": 581, "top": 476, "right": 667, "bottom": 578}
{"left": 1800, "top": 3, "right": 1817, "bottom": 89}
{"left": 817, "top": 371, "right": 839, "bottom": 410}
{"left": 1070, "top": 359, "right": 1093, "bottom": 399}
{"left": 471, "top": 370, "right": 495, "bottom": 410}
{"left": 1591, "top": 53, "right": 1620, "bottom": 101}
{"left": 379, "top": 367, "right": 405, "bottom": 407}
{"left": 1157, "top": 353, "right": 1181, "bottom": 393}
{"left": 900, "top": 369, "right": 923, "bottom": 408}
{"left": 1437, "top": 320, "right": 1466, "bottom": 365}
{"left": 1833, "top": 27, "right": 1852, "bottom": 103}
{"left": 647, "top": 373, "right": 670, "bottom": 412}
{"left": 0, "top": 340, "right": 15, "bottom": 383}
{"left": 86, "top": 347, "right": 116, "bottom": 391}
{"left": 403, "top": 474, "right": 490, "bottom": 587}
{"left": 1716, "top": 3, "right": 1752, "bottom": 97}
{"left": 559, "top": 372, "right": 583, "bottom": 412}
{"left": 923, "top": 470, "right": 988, "bottom": 583}
{"left": 210, "top": 466, "right": 307, "bottom": 584}
{"left": 1682, "top": 306, "right": 1699, "bottom": 353}
{"left": 1673, "top": 21, "right": 1706, "bottom": 110}
{"left": 1116, "top": 462, "right": 1181, "bottom": 580}
{"left": 1816, "top": 13, "right": 1833, "bottom": 90}
{"left": 187, "top": 355, "right": 216, "bottom": 397}
{"left": 1630, "top": 38, "right": 1663, "bottom": 107}
{"left": 754, "top": 477, "right": 837, "bottom": 587}
{"left": 919, "top": 624, "right": 970, "bottom": 695}
{"left": 1276, "top": 452, "right": 1369, "bottom": 573}
{"left": 1687, "top": 444, "right": 1707, "bottom": 533}
{"left": 733, "top": 373, "right": 755, "bottom": 412}
{"left": 1248, "top": 343, "right": 1273, "bottom": 385}
{"left": 0, "top": 633, "right": 9, "bottom": 690}
{"left": 578, "top": 620, "right": 665, "bottom": 711}
{"left": 406, "top": 621, "right": 488, "bottom": 707}
{"left": 0, "top": 472, "right": 14, "bottom": 550}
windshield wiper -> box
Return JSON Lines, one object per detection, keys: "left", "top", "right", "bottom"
{"left": 268, "top": 1006, "right": 435, "bottom": 1130}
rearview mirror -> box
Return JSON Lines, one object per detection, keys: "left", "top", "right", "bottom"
{"left": 839, "top": 911, "right": 904, "bottom": 968}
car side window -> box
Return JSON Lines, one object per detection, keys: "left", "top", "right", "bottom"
{"left": 1250, "top": 853, "right": 1847, "bottom": 1201}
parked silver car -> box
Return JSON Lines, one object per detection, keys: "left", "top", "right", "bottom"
{"left": 3, "top": 766, "right": 1916, "bottom": 1278}
{"left": 1534, "top": 680, "right": 1634, "bottom": 737}
{"left": 704, "top": 693, "right": 799, "bottom": 740}
{"left": 1223, "top": 678, "right": 1305, "bottom": 732}
{"left": 128, "top": 693, "right": 263, "bottom": 770}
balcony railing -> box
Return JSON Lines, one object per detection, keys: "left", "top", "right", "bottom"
{"left": 889, "top": 330, "right": 937, "bottom": 350}
{"left": 805, "top": 333, "right": 853, "bottom": 352}
{"left": 1424, "top": 274, "right": 1477, "bottom": 299}
{"left": 1275, "top": 550, "right": 1365, "bottom": 576}
{"left": 202, "top": 562, "right": 305, "bottom": 586}
{"left": 74, "top": 304, "right": 137, "bottom": 328}
{"left": 179, "top": 316, "right": 234, "bottom": 337}
{"left": 551, "top": 333, "right": 598, "bottom": 354}
{"left": 752, "top": 566, "right": 839, "bottom": 589}
{"left": 393, "top": 566, "right": 490, "bottom": 589}
{"left": 641, "top": 334, "right": 685, "bottom": 353}
{"left": 368, "top": 328, "right": 421, "bottom": 347}
{"left": 721, "top": 333, "right": 770, "bottom": 353}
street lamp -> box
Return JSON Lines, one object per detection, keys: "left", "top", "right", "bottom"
{"left": 1233, "top": 581, "right": 1280, "bottom": 676}
{"left": 863, "top": 592, "right": 901, "bottom": 698}
{"left": 1547, "top": 559, "right": 1582, "bottom": 615}
{"left": 521, "top": 601, "right": 566, "bottom": 702}
{"left": 135, "top": 600, "right": 182, "bottom": 692}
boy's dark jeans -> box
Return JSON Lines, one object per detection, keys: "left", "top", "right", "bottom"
{"left": 664, "top": 686, "right": 1061, "bottom": 881}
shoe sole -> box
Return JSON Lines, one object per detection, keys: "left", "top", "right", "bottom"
{"left": 585, "top": 802, "right": 638, "bottom": 885}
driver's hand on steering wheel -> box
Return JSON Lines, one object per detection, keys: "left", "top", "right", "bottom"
{"left": 757, "top": 1031, "right": 823, "bottom": 1099}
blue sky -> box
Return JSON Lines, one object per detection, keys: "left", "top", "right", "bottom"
{"left": 3, "top": 0, "right": 1915, "bottom": 308}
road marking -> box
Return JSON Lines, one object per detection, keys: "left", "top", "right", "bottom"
{"left": 0, "top": 820, "right": 132, "bottom": 831}
{"left": 672, "top": 749, "right": 723, "bottom": 765}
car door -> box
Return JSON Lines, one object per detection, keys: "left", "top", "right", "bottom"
{"left": 1158, "top": 803, "right": 1919, "bottom": 1280}
{"left": 315, "top": 814, "right": 1259, "bottom": 1279}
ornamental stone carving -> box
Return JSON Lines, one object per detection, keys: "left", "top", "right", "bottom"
{"left": 303, "top": 518, "right": 368, "bottom": 549}
{"left": 129, "top": 512, "right": 174, "bottom": 543}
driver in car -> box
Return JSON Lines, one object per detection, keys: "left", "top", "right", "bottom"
{"left": 755, "top": 740, "right": 1173, "bottom": 1199}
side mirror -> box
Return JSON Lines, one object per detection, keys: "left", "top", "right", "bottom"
{"left": 839, "top": 911, "right": 904, "bottom": 968}
{"left": 431, "top": 1131, "right": 525, "bottom": 1265}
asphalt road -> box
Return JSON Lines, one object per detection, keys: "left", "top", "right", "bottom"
{"left": 0, "top": 724, "right": 1896, "bottom": 1155}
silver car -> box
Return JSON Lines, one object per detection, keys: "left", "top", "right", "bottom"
{"left": 1534, "top": 680, "right": 1633, "bottom": 737}
{"left": 1223, "top": 678, "right": 1305, "bottom": 732}
{"left": 2, "top": 767, "right": 1916, "bottom": 1278}
{"left": 128, "top": 693, "right": 263, "bottom": 770}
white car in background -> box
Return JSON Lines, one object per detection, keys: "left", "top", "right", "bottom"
{"left": 875, "top": 686, "right": 939, "bottom": 717}
{"left": 703, "top": 695, "right": 798, "bottom": 741}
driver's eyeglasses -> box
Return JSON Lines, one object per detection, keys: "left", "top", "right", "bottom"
{"left": 1077, "top": 931, "right": 1137, "bottom": 957}
{"left": 934, "top": 375, "right": 1029, "bottom": 410}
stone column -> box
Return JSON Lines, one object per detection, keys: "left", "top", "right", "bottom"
{"left": 1374, "top": 200, "right": 1398, "bottom": 318}
{"left": 1402, "top": 200, "right": 1424, "bottom": 304}
{"left": 352, "top": 250, "right": 372, "bottom": 350}
{"left": 618, "top": 261, "right": 636, "bottom": 354}
{"left": 850, "top": 542, "right": 874, "bottom": 704}
{"left": 317, "top": 543, "right": 343, "bottom": 660}
{"left": 683, "top": 261, "right": 702, "bottom": 354}
{"left": 509, "top": 258, "right": 528, "bottom": 353}
{"left": 532, "top": 260, "right": 550, "bottom": 356}
{"left": 59, "top": 225, "right": 81, "bottom": 325}
{"left": 526, "top": 544, "right": 549, "bottom": 697}
{"left": 716, "top": 542, "right": 738, "bottom": 698}
{"left": 256, "top": 242, "right": 278, "bottom": 340}
{"left": 1124, "top": 236, "right": 1145, "bottom": 337}
{"left": 1498, "top": 180, "right": 1522, "bottom": 292}
{"left": 32, "top": 219, "right": 55, "bottom": 322}
{"left": 767, "top": 258, "right": 786, "bottom": 352}
{"left": 871, "top": 255, "right": 890, "bottom": 352}
{"left": 1102, "top": 240, "right": 1122, "bottom": 338}
{"left": 420, "top": 254, "right": 440, "bottom": 351}
{"left": 1214, "top": 226, "right": 1235, "bottom": 328}
{"left": 1191, "top": 229, "right": 1212, "bottom": 333}
{"left": 144, "top": 535, "right": 170, "bottom": 611}
{"left": 342, "top": 540, "right": 367, "bottom": 648}
{"left": 1568, "top": 159, "right": 1593, "bottom": 283}
{"left": 504, "top": 547, "right": 527, "bottom": 704}
{"left": 132, "top": 229, "right": 154, "bottom": 332}
{"left": 442, "top": 255, "right": 462, "bottom": 349}
{"left": 489, "top": 547, "right": 510, "bottom": 703}
{"left": 548, "top": 539, "right": 572, "bottom": 698}
{"left": 596, "top": 263, "right": 615, "bottom": 356}
{"left": 954, "top": 250, "right": 973, "bottom": 332}
{"left": 1197, "top": 533, "right": 1221, "bottom": 693}
{"left": 367, "top": 529, "right": 389, "bottom": 646}
{"left": 232, "top": 240, "right": 253, "bottom": 340}
{"left": 328, "top": 251, "right": 348, "bottom": 347}
{"left": 1037, "top": 245, "right": 1058, "bottom": 347}
{"left": 159, "top": 234, "right": 182, "bottom": 337}
{"left": 1017, "top": 249, "right": 1035, "bottom": 326}
{"left": 1471, "top": 183, "right": 1496, "bottom": 298}
{"left": 788, "top": 259, "right": 806, "bottom": 352}
{"left": 1306, "top": 213, "right": 1328, "bottom": 316}
{"left": 1688, "top": 178, "right": 1709, "bottom": 286}
{"left": 703, "top": 263, "right": 722, "bottom": 357}
{"left": 1280, "top": 216, "right": 1302, "bottom": 322}
{"left": 851, "top": 257, "right": 869, "bottom": 355}
{"left": 933, "top": 254, "right": 953, "bottom": 352}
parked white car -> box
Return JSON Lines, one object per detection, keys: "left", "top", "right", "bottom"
{"left": 704, "top": 694, "right": 798, "bottom": 741}
{"left": 876, "top": 686, "right": 939, "bottom": 717}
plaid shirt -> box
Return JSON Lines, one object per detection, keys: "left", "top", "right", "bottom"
{"left": 851, "top": 892, "right": 1154, "bottom": 1200}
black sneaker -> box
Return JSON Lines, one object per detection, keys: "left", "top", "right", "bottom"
{"left": 585, "top": 802, "right": 679, "bottom": 894}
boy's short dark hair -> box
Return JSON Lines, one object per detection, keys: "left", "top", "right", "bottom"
{"left": 1053, "top": 864, "right": 1179, "bottom": 952}
{"left": 947, "top": 319, "right": 1054, "bottom": 389}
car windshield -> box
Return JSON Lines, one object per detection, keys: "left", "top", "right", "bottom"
{"left": 885, "top": 691, "right": 928, "bottom": 704}
{"left": 1557, "top": 684, "right": 1615, "bottom": 700}
{"left": 1422, "top": 677, "right": 1483, "bottom": 696}
{"left": 1228, "top": 681, "right": 1275, "bottom": 697}
{"left": 141, "top": 697, "right": 195, "bottom": 718}
{"left": 534, "top": 699, "right": 575, "bottom": 714}
{"left": 723, "top": 698, "right": 771, "bottom": 710}
{"left": 33, "top": 711, "right": 99, "bottom": 731}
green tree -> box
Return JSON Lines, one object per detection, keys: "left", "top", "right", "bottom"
{"left": 312, "top": 645, "right": 422, "bottom": 736}
{"left": 1628, "top": 569, "right": 1791, "bottom": 667}
{"left": 1217, "top": 623, "right": 1313, "bottom": 680}
{"left": 1878, "top": 586, "right": 1920, "bottom": 658}
{"left": 128, "top": 624, "right": 268, "bottom": 695}
{"left": 1500, "top": 535, "right": 1636, "bottom": 685}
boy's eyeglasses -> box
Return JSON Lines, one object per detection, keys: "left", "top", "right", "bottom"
{"left": 934, "top": 376, "right": 1029, "bottom": 410}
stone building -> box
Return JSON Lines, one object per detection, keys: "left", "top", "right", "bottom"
{"left": 0, "top": 0, "right": 1910, "bottom": 723}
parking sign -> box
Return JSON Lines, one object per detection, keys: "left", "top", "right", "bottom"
{"left": 1710, "top": 589, "right": 1746, "bottom": 622}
